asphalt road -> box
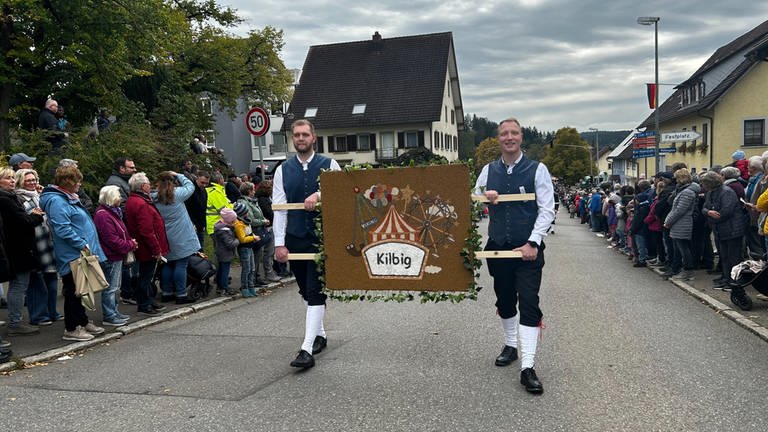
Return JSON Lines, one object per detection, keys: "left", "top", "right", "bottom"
{"left": 1, "top": 214, "right": 767, "bottom": 431}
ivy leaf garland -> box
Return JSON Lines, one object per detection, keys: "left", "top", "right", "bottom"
{"left": 313, "top": 160, "right": 483, "bottom": 303}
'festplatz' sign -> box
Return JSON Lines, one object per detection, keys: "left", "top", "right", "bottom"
{"left": 661, "top": 131, "right": 701, "bottom": 143}
{"left": 319, "top": 165, "right": 473, "bottom": 292}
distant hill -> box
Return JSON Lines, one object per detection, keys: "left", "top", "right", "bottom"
{"left": 579, "top": 130, "right": 632, "bottom": 157}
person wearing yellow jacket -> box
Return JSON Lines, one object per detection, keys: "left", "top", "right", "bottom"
{"left": 233, "top": 202, "right": 259, "bottom": 297}
{"left": 206, "top": 172, "right": 232, "bottom": 236}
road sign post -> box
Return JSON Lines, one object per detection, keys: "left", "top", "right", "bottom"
{"left": 245, "top": 107, "right": 270, "bottom": 178}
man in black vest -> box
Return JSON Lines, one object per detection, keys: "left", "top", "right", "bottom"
{"left": 474, "top": 117, "right": 555, "bottom": 394}
{"left": 273, "top": 119, "right": 341, "bottom": 369}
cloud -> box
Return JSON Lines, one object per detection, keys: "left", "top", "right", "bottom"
{"left": 227, "top": 0, "right": 768, "bottom": 132}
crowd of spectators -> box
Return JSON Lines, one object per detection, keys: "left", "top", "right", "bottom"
{"left": 0, "top": 152, "right": 286, "bottom": 352}
{"left": 564, "top": 150, "right": 767, "bottom": 311}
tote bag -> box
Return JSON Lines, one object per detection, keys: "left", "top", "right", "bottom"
{"left": 70, "top": 250, "right": 109, "bottom": 310}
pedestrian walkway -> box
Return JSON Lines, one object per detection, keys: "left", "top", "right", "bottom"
{"left": 583, "top": 217, "right": 768, "bottom": 341}
{"left": 0, "top": 267, "right": 294, "bottom": 372}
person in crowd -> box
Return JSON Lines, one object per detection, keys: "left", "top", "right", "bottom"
{"left": 663, "top": 168, "right": 700, "bottom": 281}
{"left": 38, "top": 99, "right": 68, "bottom": 152}
{"left": 213, "top": 207, "right": 241, "bottom": 296}
{"left": 97, "top": 109, "right": 112, "bottom": 132}
{"left": 184, "top": 170, "right": 209, "bottom": 250}
{"left": 273, "top": 119, "right": 342, "bottom": 371}
{"left": 0, "top": 210, "right": 12, "bottom": 356}
{"left": 105, "top": 157, "right": 137, "bottom": 206}
{"left": 153, "top": 171, "right": 200, "bottom": 305}
{"left": 645, "top": 181, "right": 666, "bottom": 269}
{"left": 743, "top": 155, "right": 766, "bottom": 259}
{"left": 254, "top": 180, "right": 284, "bottom": 280}
{"left": 628, "top": 180, "right": 652, "bottom": 268}
{"left": 93, "top": 186, "right": 136, "bottom": 326}
{"left": 39, "top": 165, "right": 106, "bottom": 341}
{"left": 0, "top": 167, "right": 45, "bottom": 336}
{"left": 225, "top": 174, "right": 242, "bottom": 203}
{"left": 588, "top": 188, "right": 602, "bottom": 233}
{"left": 106, "top": 157, "right": 139, "bottom": 305}
{"left": 205, "top": 171, "right": 231, "bottom": 237}
{"left": 59, "top": 159, "right": 94, "bottom": 213}
{"left": 239, "top": 181, "right": 275, "bottom": 285}
{"left": 701, "top": 171, "right": 745, "bottom": 291}
{"left": 731, "top": 150, "right": 749, "bottom": 184}
{"left": 721, "top": 166, "right": 745, "bottom": 200}
{"left": 472, "top": 117, "right": 555, "bottom": 394}
{"left": 14, "top": 168, "right": 61, "bottom": 326}
{"left": 125, "top": 172, "right": 168, "bottom": 316}
{"left": 232, "top": 202, "right": 259, "bottom": 297}
{"left": 56, "top": 105, "right": 69, "bottom": 132}
{"left": 9, "top": 153, "right": 35, "bottom": 171}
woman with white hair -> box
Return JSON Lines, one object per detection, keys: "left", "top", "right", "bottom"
{"left": 125, "top": 172, "right": 169, "bottom": 316}
{"left": 93, "top": 185, "right": 138, "bottom": 326}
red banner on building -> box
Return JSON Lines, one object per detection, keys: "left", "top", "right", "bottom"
{"left": 646, "top": 83, "right": 657, "bottom": 109}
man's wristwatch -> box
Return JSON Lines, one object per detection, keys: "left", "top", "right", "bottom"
{"left": 526, "top": 241, "right": 539, "bottom": 249}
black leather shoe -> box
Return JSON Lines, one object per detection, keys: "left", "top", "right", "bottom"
{"left": 495, "top": 345, "right": 518, "bottom": 366}
{"left": 312, "top": 336, "right": 327, "bottom": 354}
{"left": 290, "top": 350, "right": 315, "bottom": 369}
{"left": 520, "top": 368, "right": 543, "bottom": 394}
{"left": 175, "top": 296, "right": 196, "bottom": 304}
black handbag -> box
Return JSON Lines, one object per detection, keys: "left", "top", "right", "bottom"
{"left": 253, "top": 226, "right": 273, "bottom": 248}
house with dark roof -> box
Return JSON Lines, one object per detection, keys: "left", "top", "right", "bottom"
{"left": 631, "top": 19, "right": 768, "bottom": 175}
{"left": 284, "top": 31, "right": 464, "bottom": 165}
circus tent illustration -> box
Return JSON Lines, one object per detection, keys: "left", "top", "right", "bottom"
{"left": 369, "top": 205, "right": 419, "bottom": 243}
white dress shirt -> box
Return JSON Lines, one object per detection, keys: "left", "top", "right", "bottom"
{"left": 474, "top": 154, "right": 556, "bottom": 245}
{"left": 272, "top": 153, "right": 341, "bottom": 247}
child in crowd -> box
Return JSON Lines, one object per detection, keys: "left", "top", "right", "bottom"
{"left": 213, "top": 208, "right": 241, "bottom": 295}
{"left": 233, "top": 202, "right": 258, "bottom": 297}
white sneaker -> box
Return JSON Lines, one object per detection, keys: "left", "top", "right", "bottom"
{"left": 62, "top": 326, "right": 95, "bottom": 342}
{"left": 84, "top": 322, "right": 105, "bottom": 335}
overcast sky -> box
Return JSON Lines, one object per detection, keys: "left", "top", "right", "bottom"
{"left": 225, "top": 0, "right": 768, "bottom": 133}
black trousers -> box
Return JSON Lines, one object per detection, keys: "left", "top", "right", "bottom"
{"left": 61, "top": 272, "right": 90, "bottom": 332}
{"left": 718, "top": 237, "right": 742, "bottom": 283}
{"left": 485, "top": 240, "right": 544, "bottom": 327}
{"left": 286, "top": 234, "right": 326, "bottom": 306}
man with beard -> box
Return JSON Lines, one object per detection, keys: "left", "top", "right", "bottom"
{"left": 273, "top": 119, "right": 340, "bottom": 369}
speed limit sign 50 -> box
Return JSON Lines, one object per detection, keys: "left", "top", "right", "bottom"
{"left": 245, "top": 107, "right": 270, "bottom": 136}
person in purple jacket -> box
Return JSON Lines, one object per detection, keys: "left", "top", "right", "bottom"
{"left": 93, "top": 185, "right": 138, "bottom": 326}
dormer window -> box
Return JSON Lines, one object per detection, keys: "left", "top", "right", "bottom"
{"left": 305, "top": 107, "right": 318, "bottom": 117}
{"left": 352, "top": 104, "right": 366, "bottom": 114}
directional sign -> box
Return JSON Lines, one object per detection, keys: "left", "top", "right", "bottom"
{"left": 634, "top": 131, "right": 657, "bottom": 138}
{"left": 245, "top": 107, "right": 270, "bottom": 137}
{"left": 632, "top": 137, "right": 657, "bottom": 148}
{"left": 659, "top": 147, "right": 677, "bottom": 154}
{"left": 661, "top": 131, "right": 701, "bottom": 143}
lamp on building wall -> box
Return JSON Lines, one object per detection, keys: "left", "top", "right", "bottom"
{"left": 637, "top": 16, "right": 661, "bottom": 174}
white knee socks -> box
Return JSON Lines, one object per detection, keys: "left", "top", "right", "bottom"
{"left": 501, "top": 316, "right": 518, "bottom": 347}
{"left": 518, "top": 324, "right": 539, "bottom": 370}
{"left": 300, "top": 305, "right": 325, "bottom": 353}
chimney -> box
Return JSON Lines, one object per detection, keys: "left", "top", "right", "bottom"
{"left": 371, "top": 31, "right": 383, "bottom": 52}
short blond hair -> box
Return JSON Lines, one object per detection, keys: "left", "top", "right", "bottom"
{"left": 674, "top": 168, "right": 692, "bottom": 184}
{"left": 14, "top": 168, "right": 38, "bottom": 188}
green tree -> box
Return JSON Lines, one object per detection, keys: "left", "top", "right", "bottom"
{"left": 1, "top": 0, "right": 292, "bottom": 205}
{"left": 541, "top": 127, "right": 593, "bottom": 185}
{"left": 474, "top": 137, "right": 499, "bottom": 172}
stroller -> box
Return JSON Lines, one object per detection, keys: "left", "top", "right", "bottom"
{"left": 729, "top": 259, "right": 768, "bottom": 311}
{"left": 151, "top": 252, "right": 217, "bottom": 301}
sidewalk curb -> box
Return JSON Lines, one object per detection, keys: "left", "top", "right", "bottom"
{"left": 0, "top": 277, "right": 295, "bottom": 373}
{"left": 650, "top": 267, "right": 768, "bottom": 342}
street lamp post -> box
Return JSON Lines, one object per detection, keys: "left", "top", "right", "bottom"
{"left": 638, "top": 16, "right": 661, "bottom": 175}
{"left": 589, "top": 127, "right": 599, "bottom": 183}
